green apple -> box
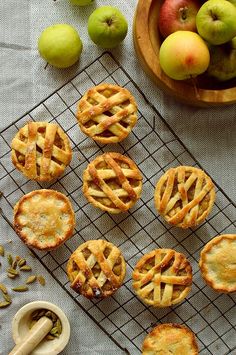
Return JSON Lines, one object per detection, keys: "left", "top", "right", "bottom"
{"left": 207, "top": 36, "right": 236, "bottom": 81}
{"left": 69, "top": 0, "right": 94, "bottom": 5}
{"left": 88, "top": 6, "right": 128, "bottom": 48}
{"left": 196, "top": 0, "right": 236, "bottom": 45}
{"left": 159, "top": 31, "right": 210, "bottom": 80}
{"left": 38, "top": 24, "right": 83, "bottom": 68}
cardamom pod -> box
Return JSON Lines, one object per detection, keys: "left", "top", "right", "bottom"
{"left": 0, "top": 301, "right": 10, "bottom": 308}
{"left": 45, "top": 334, "right": 55, "bottom": 341}
{"left": 37, "top": 275, "right": 46, "bottom": 286}
{"left": 20, "top": 265, "right": 32, "bottom": 271}
{"left": 50, "top": 327, "right": 59, "bottom": 336}
{"left": 18, "top": 258, "right": 26, "bottom": 267}
{"left": 7, "top": 268, "right": 19, "bottom": 276}
{"left": 0, "top": 245, "right": 4, "bottom": 257}
{"left": 26, "top": 275, "right": 37, "bottom": 284}
{"left": 0, "top": 283, "right": 7, "bottom": 294}
{"left": 7, "top": 254, "right": 13, "bottom": 266}
{"left": 12, "top": 285, "right": 29, "bottom": 292}
{"left": 7, "top": 272, "right": 17, "bottom": 279}
{"left": 56, "top": 318, "right": 62, "bottom": 334}
{"left": 3, "top": 293, "right": 11, "bottom": 303}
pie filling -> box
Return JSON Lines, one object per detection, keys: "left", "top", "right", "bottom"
{"left": 71, "top": 246, "right": 123, "bottom": 295}
{"left": 15, "top": 128, "right": 66, "bottom": 169}
{"left": 160, "top": 174, "right": 210, "bottom": 218}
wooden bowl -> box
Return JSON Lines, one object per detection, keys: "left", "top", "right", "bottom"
{"left": 133, "top": 0, "right": 236, "bottom": 107}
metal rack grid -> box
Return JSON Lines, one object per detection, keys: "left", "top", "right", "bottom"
{"left": 0, "top": 52, "right": 236, "bottom": 354}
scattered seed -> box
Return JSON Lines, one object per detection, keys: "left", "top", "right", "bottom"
{"left": 37, "top": 275, "right": 46, "bottom": 286}
{"left": 7, "top": 272, "right": 17, "bottom": 279}
{"left": 26, "top": 275, "right": 37, "bottom": 284}
{"left": 7, "top": 254, "right": 13, "bottom": 266}
{"left": 12, "top": 259, "right": 18, "bottom": 270}
{"left": 0, "top": 301, "right": 10, "bottom": 308}
{"left": 18, "top": 258, "right": 26, "bottom": 267}
{"left": 7, "top": 268, "right": 19, "bottom": 276}
{"left": 45, "top": 334, "right": 55, "bottom": 341}
{"left": 20, "top": 265, "right": 32, "bottom": 271}
{"left": 0, "top": 245, "right": 4, "bottom": 257}
{"left": 12, "top": 285, "right": 29, "bottom": 292}
{"left": 3, "top": 293, "right": 11, "bottom": 303}
{"left": 0, "top": 284, "right": 7, "bottom": 294}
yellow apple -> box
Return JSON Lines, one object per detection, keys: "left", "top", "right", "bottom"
{"left": 159, "top": 31, "right": 210, "bottom": 80}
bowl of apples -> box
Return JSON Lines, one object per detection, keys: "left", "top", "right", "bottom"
{"left": 133, "top": 0, "right": 236, "bottom": 107}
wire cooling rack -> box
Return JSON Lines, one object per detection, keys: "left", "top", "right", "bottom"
{"left": 0, "top": 52, "right": 236, "bottom": 355}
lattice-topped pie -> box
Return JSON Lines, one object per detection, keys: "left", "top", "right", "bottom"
{"left": 142, "top": 323, "right": 199, "bottom": 355}
{"left": 83, "top": 152, "right": 143, "bottom": 213}
{"left": 67, "top": 239, "right": 126, "bottom": 299}
{"left": 132, "top": 249, "right": 192, "bottom": 307}
{"left": 11, "top": 121, "right": 72, "bottom": 182}
{"left": 76, "top": 83, "right": 137, "bottom": 144}
{"left": 154, "top": 166, "right": 215, "bottom": 229}
{"left": 13, "top": 189, "right": 75, "bottom": 251}
{"left": 199, "top": 234, "right": 236, "bottom": 293}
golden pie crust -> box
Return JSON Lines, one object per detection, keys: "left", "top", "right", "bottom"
{"left": 11, "top": 121, "right": 72, "bottom": 182}
{"left": 199, "top": 234, "right": 236, "bottom": 293}
{"left": 142, "top": 323, "right": 199, "bottom": 355}
{"left": 13, "top": 189, "right": 75, "bottom": 251}
{"left": 76, "top": 83, "right": 137, "bottom": 144}
{"left": 132, "top": 249, "right": 192, "bottom": 307}
{"left": 83, "top": 152, "right": 142, "bottom": 213}
{"left": 154, "top": 166, "right": 215, "bottom": 228}
{"left": 67, "top": 239, "right": 126, "bottom": 299}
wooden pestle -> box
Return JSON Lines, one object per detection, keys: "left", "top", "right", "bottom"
{"left": 9, "top": 316, "right": 53, "bottom": 355}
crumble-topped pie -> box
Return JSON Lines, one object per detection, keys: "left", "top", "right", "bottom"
{"left": 11, "top": 121, "right": 72, "bottom": 182}
{"left": 67, "top": 239, "right": 126, "bottom": 299}
{"left": 13, "top": 189, "right": 75, "bottom": 250}
{"left": 142, "top": 323, "right": 199, "bottom": 355}
{"left": 154, "top": 166, "right": 215, "bottom": 229}
{"left": 199, "top": 234, "right": 236, "bottom": 293}
{"left": 83, "top": 152, "right": 143, "bottom": 213}
{"left": 76, "top": 83, "right": 137, "bottom": 144}
{"left": 132, "top": 249, "right": 192, "bottom": 307}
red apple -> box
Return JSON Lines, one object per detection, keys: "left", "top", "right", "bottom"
{"left": 159, "top": 0, "right": 201, "bottom": 38}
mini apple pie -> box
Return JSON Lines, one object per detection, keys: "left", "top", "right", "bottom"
{"left": 142, "top": 323, "right": 199, "bottom": 355}
{"left": 76, "top": 83, "right": 137, "bottom": 144}
{"left": 13, "top": 189, "right": 75, "bottom": 251}
{"left": 83, "top": 152, "right": 142, "bottom": 213}
{"left": 154, "top": 166, "right": 215, "bottom": 229}
{"left": 11, "top": 121, "right": 72, "bottom": 182}
{"left": 67, "top": 239, "right": 126, "bottom": 299}
{"left": 199, "top": 234, "right": 236, "bottom": 293}
{"left": 132, "top": 248, "right": 192, "bottom": 307}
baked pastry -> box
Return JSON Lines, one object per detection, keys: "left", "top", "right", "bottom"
{"left": 67, "top": 239, "right": 126, "bottom": 299}
{"left": 83, "top": 152, "right": 142, "bottom": 213}
{"left": 76, "top": 83, "right": 137, "bottom": 144}
{"left": 132, "top": 249, "right": 192, "bottom": 307}
{"left": 11, "top": 121, "right": 72, "bottom": 182}
{"left": 154, "top": 166, "right": 215, "bottom": 229}
{"left": 13, "top": 189, "right": 75, "bottom": 250}
{"left": 142, "top": 323, "right": 199, "bottom": 355}
{"left": 199, "top": 234, "right": 236, "bottom": 293}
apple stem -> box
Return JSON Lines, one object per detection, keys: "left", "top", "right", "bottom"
{"left": 190, "top": 76, "right": 200, "bottom": 100}
{"left": 44, "top": 62, "right": 49, "bottom": 70}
